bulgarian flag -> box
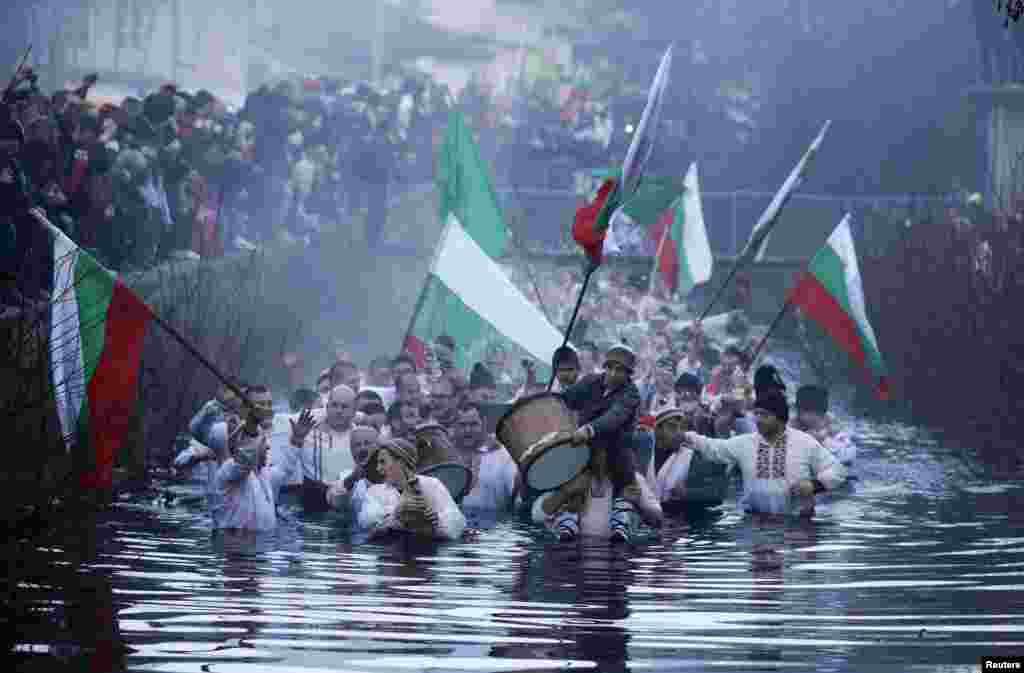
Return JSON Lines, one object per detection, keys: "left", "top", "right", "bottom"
{"left": 45, "top": 210, "right": 152, "bottom": 490}
{"left": 787, "top": 214, "right": 890, "bottom": 399}
{"left": 573, "top": 44, "right": 673, "bottom": 265}
{"left": 403, "top": 214, "right": 565, "bottom": 374}
{"left": 436, "top": 108, "right": 507, "bottom": 259}
{"left": 650, "top": 162, "right": 712, "bottom": 296}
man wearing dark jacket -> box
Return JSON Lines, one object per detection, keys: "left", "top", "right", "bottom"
{"left": 557, "top": 344, "right": 642, "bottom": 541}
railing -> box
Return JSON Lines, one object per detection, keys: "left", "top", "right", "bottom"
{"left": 431, "top": 183, "right": 956, "bottom": 259}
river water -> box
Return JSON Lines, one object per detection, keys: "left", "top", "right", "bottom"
{"left": 10, "top": 413, "right": 1024, "bottom": 673}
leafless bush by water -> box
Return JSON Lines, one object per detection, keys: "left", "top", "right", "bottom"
{"left": 132, "top": 249, "right": 306, "bottom": 469}
{"left": 859, "top": 199, "right": 1024, "bottom": 473}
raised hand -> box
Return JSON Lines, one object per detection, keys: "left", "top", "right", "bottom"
{"left": 290, "top": 408, "right": 316, "bottom": 445}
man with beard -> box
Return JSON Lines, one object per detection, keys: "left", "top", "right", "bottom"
{"left": 279, "top": 384, "right": 358, "bottom": 513}
{"left": 681, "top": 389, "right": 845, "bottom": 517}
{"left": 451, "top": 403, "right": 518, "bottom": 512}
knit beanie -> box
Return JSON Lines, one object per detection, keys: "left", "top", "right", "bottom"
{"left": 753, "top": 364, "right": 786, "bottom": 395}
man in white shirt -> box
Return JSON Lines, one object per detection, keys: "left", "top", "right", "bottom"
{"left": 280, "top": 384, "right": 358, "bottom": 513}
{"left": 681, "top": 389, "right": 845, "bottom": 517}
{"left": 452, "top": 403, "right": 518, "bottom": 512}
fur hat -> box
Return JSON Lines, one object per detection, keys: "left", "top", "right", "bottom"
{"left": 796, "top": 384, "right": 829, "bottom": 414}
{"left": 754, "top": 389, "right": 789, "bottom": 424}
{"left": 753, "top": 364, "right": 786, "bottom": 395}
{"left": 367, "top": 437, "right": 419, "bottom": 484}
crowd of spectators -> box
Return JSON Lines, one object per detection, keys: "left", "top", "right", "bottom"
{"left": 0, "top": 61, "right": 620, "bottom": 275}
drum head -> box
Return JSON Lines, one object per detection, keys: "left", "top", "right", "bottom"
{"left": 419, "top": 463, "right": 473, "bottom": 502}
{"left": 525, "top": 442, "right": 591, "bottom": 493}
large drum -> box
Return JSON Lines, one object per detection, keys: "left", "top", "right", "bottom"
{"left": 495, "top": 393, "right": 590, "bottom": 493}
{"left": 413, "top": 423, "right": 472, "bottom": 503}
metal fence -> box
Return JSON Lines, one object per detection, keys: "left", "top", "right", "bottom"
{"left": 389, "top": 181, "right": 956, "bottom": 259}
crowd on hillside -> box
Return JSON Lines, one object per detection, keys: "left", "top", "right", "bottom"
{"left": 0, "top": 64, "right": 619, "bottom": 275}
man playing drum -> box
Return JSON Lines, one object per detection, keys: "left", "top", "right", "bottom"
{"left": 555, "top": 344, "right": 645, "bottom": 542}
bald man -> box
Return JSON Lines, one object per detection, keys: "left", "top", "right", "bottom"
{"left": 283, "top": 384, "right": 358, "bottom": 513}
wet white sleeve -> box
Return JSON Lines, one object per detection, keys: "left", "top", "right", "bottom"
{"left": 827, "top": 431, "right": 857, "bottom": 466}
{"left": 214, "top": 456, "right": 249, "bottom": 488}
{"left": 809, "top": 434, "right": 846, "bottom": 490}
{"left": 357, "top": 484, "right": 401, "bottom": 530}
{"left": 655, "top": 450, "right": 693, "bottom": 502}
{"left": 419, "top": 476, "right": 466, "bottom": 541}
{"left": 689, "top": 432, "right": 744, "bottom": 468}
{"left": 499, "top": 451, "right": 520, "bottom": 511}
{"left": 267, "top": 439, "right": 301, "bottom": 497}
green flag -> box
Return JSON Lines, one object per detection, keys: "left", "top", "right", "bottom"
{"left": 436, "top": 109, "right": 508, "bottom": 258}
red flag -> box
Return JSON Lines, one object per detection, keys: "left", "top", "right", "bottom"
{"left": 572, "top": 177, "right": 618, "bottom": 265}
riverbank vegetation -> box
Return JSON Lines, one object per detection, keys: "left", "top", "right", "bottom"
{"left": 858, "top": 199, "right": 1023, "bottom": 474}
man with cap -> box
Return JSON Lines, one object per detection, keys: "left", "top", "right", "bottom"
{"left": 680, "top": 388, "right": 846, "bottom": 517}
{"left": 652, "top": 407, "right": 730, "bottom": 510}
{"left": 357, "top": 438, "right": 466, "bottom": 540}
{"left": 791, "top": 385, "right": 856, "bottom": 467}
{"left": 555, "top": 343, "right": 644, "bottom": 541}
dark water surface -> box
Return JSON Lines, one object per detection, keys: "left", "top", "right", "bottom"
{"left": 11, "top": 416, "right": 1024, "bottom": 673}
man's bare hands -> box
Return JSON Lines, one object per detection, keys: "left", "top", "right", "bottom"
{"left": 290, "top": 408, "right": 316, "bottom": 445}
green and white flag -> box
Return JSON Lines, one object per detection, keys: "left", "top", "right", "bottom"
{"left": 403, "top": 214, "right": 566, "bottom": 373}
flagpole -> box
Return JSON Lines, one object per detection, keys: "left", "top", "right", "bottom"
{"left": 546, "top": 260, "right": 597, "bottom": 391}
{"left": 2, "top": 45, "right": 32, "bottom": 104}
{"left": 700, "top": 121, "right": 831, "bottom": 321}
{"left": 399, "top": 214, "right": 455, "bottom": 365}
{"left": 647, "top": 210, "right": 671, "bottom": 298}
{"left": 30, "top": 209, "right": 256, "bottom": 411}
{"left": 746, "top": 299, "right": 792, "bottom": 369}
{"left": 144, "top": 306, "right": 255, "bottom": 411}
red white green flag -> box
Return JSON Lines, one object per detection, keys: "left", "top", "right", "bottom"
{"left": 45, "top": 211, "right": 152, "bottom": 490}
{"left": 573, "top": 44, "right": 673, "bottom": 265}
{"left": 650, "top": 162, "right": 712, "bottom": 296}
{"left": 403, "top": 214, "right": 565, "bottom": 374}
{"left": 787, "top": 214, "right": 890, "bottom": 399}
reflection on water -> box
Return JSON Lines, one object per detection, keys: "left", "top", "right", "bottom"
{"left": 9, "top": 417, "right": 1024, "bottom": 673}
